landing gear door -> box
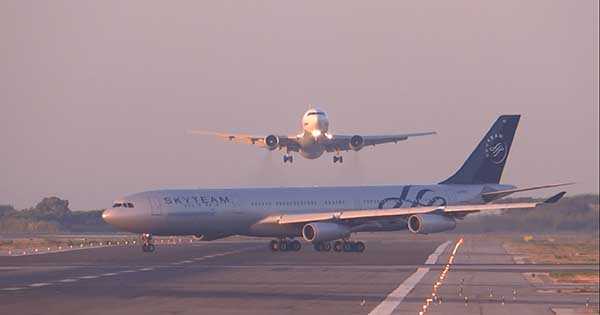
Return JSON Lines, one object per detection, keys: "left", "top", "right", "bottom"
{"left": 149, "top": 198, "right": 162, "bottom": 216}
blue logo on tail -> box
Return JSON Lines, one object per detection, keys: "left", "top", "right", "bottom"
{"left": 485, "top": 133, "right": 507, "bottom": 164}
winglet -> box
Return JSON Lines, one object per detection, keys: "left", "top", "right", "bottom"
{"left": 544, "top": 191, "right": 566, "bottom": 204}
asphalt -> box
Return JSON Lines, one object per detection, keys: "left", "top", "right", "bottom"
{"left": 0, "top": 234, "right": 597, "bottom": 315}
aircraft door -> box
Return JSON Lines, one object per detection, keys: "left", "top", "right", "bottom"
{"left": 149, "top": 197, "right": 162, "bottom": 216}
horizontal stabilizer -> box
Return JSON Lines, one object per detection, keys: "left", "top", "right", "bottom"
{"left": 544, "top": 191, "right": 566, "bottom": 204}
{"left": 481, "top": 183, "right": 574, "bottom": 202}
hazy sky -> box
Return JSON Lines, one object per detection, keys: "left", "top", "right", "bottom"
{"left": 1, "top": 1, "right": 598, "bottom": 210}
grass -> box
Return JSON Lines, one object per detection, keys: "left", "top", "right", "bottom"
{"left": 506, "top": 235, "right": 599, "bottom": 264}
{"left": 549, "top": 271, "right": 600, "bottom": 284}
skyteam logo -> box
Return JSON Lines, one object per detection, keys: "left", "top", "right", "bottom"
{"left": 485, "top": 133, "right": 507, "bottom": 164}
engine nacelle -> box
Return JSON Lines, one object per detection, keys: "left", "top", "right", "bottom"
{"left": 407, "top": 214, "right": 456, "bottom": 234}
{"left": 264, "top": 135, "right": 279, "bottom": 150}
{"left": 349, "top": 135, "right": 365, "bottom": 151}
{"left": 302, "top": 222, "right": 350, "bottom": 243}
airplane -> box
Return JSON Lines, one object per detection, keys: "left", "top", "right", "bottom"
{"left": 103, "top": 115, "right": 571, "bottom": 253}
{"left": 188, "top": 107, "right": 436, "bottom": 164}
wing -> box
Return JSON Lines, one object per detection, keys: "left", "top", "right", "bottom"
{"left": 260, "top": 192, "right": 566, "bottom": 225}
{"left": 326, "top": 132, "right": 436, "bottom": 152}
{"left": 188, "top": 131, "right": 301, "bottom": 152}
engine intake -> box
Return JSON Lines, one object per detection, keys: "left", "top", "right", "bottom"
{"left": 407, "top": 214, "right": 456, "bottom": 234}
{"left": 349, "top": 135, "right": 364, "bottom": 151}
{"left": 264, "top": 135, "right": 279, "bottom": 150}
{"left": 302, "top": 222, "right": 350, "bottom": 243}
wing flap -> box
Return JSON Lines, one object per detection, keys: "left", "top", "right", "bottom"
{"left": 272, "top": 194, "right": 567, "bottom": 225}
{"left": 188, "top": 130, "right": 299, "bottom": 150}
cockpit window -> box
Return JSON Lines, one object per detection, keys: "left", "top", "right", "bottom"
{"left": 113, "top": 203, "right": 123, "bottom": 208}
{"left": 126, "top": 203, "right": 134, "bottom": 208}
{"left": 307, "top": 112, "right": 325, "bottom": 116}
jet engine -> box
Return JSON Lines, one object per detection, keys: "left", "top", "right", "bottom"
{"left": 302, "top": 222, "right": 350, "bottom": 243}
{"left": 407, "top": 214, "right": 456, "bottom": 234}
{"left": 349, "top": 135, "right": 365, "bottom": 151}
{"left": 264, "top": 135, "right": 279, "bottom": 150}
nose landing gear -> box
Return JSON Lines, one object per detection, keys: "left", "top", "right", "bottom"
{"left": 141, "top": 233, "right": 155, "bottom": 253}
{"left": 283, "top": 155, "right": 294, "bottom": 163}
{"left": 269, "top": 239, "right": 301, "bottom": 252}
{"left": 333, "top": 155, "right": 344, "bottom": 164}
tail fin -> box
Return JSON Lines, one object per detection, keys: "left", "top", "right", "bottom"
{"left": 440, "top": 115, "right": 521, "bottom": 185}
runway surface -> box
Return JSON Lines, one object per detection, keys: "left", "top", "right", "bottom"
{"left": 0, "top": 234, "right": 597, "bottom": 315}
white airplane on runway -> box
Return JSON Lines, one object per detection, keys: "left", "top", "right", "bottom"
{"left": 189, "top": 107, "right": 436, "bottom": 164}
{"left": 103, "top": 115, "right": 571, "bottom": 253}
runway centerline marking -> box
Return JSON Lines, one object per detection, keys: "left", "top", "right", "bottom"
{"left": 59, "top": 279, "right": 78, "bottom": 283}
{"left": 368, "top": 240, "right": 451, "bottom": 315}
{"left": 1, "top": 287, "right": 26, "bottom": 291}
{"left": 28, "top": 283, "right": 52, "bottom": 287}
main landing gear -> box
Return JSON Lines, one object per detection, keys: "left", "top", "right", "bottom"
{"left": 141, "top": 233, "right": 155, "bottom": 253}
{"left": 269, "top": 239, "right": 302, "bottom": 252}
{"left": 333, "top": 155, "right": 344, "bottom": 164}
{"left": 314, "top": 240, "right": 365, "bottom": 253}
{"left": 283, "top": 154, "right": 293, "bottom": 163}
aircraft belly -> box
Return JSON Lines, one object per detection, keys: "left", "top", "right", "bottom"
{"left": 299, "top": 143, "right": 324, "bottom": 159}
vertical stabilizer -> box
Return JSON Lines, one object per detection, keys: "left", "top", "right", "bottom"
{"left": 440, "top": 115, "right": 520, "bottom": 185}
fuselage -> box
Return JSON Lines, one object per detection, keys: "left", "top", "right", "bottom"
{"left": 102, "top": 183, "right": 513, "bottom": 238}
{"left": 298, "top": 107, "right": 331, "bottom": 159}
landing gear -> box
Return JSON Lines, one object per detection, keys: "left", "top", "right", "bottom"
{"left": 313, "top": 242, "right": 332, "bottom": 252}
{"left": 283, "top": 155, "right": 294, "bottom": 163}
{"left": 270, "top": 239, "right": 301, "bottom": 252}
{"left": 333, "top": 155, "right": 343, "bottom": 164}
{"left": 141, "top": 233, "right": 155, "bottom": 253}
{"left": 333, "top": 240, "right": 365, "bottom": 253}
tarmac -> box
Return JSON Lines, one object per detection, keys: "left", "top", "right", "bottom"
{"left": 0, "top": 233, "right": 597, "bottom": 315}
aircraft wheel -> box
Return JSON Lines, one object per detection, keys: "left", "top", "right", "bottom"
{"left": 322, "top": 242, "right": 332, "bottom": 252}
{"left": 313, "top": 243, "right": 322, "bottom": 252}
{"left": 291, "top": 240, "right": 302, "bottom": 251}
{"left": 334, "top": 241, "right": 343, "bottom": 252}
{"left": 279, "top": 240, "right": 288, "bottom": 251}
{"left": 343, "top": 242, "right": 352, "bottom": 252}
{"left": 269, "top": 240, "right": 279, "bottom": 252}
{"left": 147, "top": 244, "right": 156, "bottom": 253}
{"left": 355, "top": 241, "right": 365, "bottom": 253}
{"left": 141, "top": 244, "right": 148, "bottom": 252}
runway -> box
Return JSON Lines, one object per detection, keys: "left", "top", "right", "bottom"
{"left": 0, "top": 234, "right": 597, "bottom": 315}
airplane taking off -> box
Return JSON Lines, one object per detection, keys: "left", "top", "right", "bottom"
{"left": 104, "top": 115, "right": 571, "bottom": 253}
{"left": 189, "top": 107, "right": 436, "bottom": 164}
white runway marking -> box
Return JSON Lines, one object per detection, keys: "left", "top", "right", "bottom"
{"left": 59, "top": 279, "right": 78, "bottom": 283}
{"left": 368, "top": 240, "right": 451, "bottom": 315}
{"left": 0, "top": 247, "right": 251, "bottom": 292}
{"left": 1, "top": 287, "right": 26, "bottom": 291}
